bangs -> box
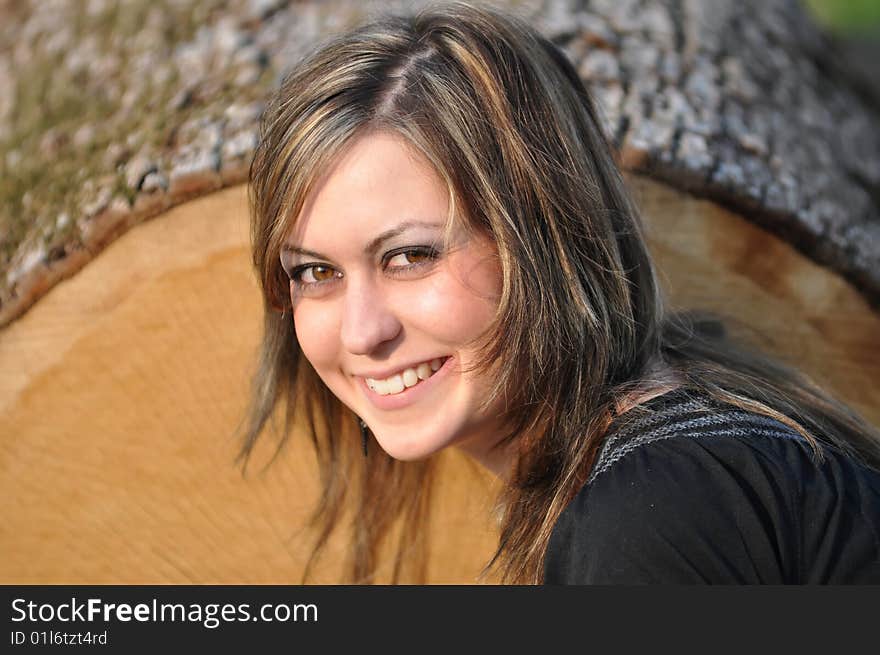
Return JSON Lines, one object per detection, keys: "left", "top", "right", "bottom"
{"left": 255, "top": 116, "right": 362, "bottom": 311}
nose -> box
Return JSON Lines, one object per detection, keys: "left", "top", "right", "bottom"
{"left": 339, "top": 277, "right": 402, "bottom": 355}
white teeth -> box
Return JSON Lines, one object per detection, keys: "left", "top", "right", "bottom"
{"left": 387, "top": 374, "right": 404, "bottom": 394}
{"left": 366, "top": 358, "right": 446, "bottom": 396}
{"left": 402, "top": 368, "right": 419, "bottom": 388}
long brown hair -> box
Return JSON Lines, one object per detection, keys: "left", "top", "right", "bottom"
{"left": 242, "top": 1, "right": 880, "bottom": 584}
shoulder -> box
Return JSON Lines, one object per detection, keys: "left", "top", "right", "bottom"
{"left": 586, "top": 390, "right": 814, "bottom": 489}
{"left": 544, "top": 390, "right": 880, "bottom": 584}
{"left": 545, "top": 429, "right": 805, "bottom": 584}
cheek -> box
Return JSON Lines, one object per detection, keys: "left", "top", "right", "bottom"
{"left": 402, "top": 258, "right": 501, "bottom": 343}
{"left": 292, "top": 301, "right": 339, "bottom": 370}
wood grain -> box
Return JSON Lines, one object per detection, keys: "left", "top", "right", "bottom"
{"left": 1, "top": 179, "right": 877, "bottom": 583}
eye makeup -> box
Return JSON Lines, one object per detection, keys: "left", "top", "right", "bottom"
{"left": 280, "top": 244, "right": 443, "bottom": 299}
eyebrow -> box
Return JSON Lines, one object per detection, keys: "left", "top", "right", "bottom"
{"left": 281, "top": 220, "right": 445, "bottom": 260}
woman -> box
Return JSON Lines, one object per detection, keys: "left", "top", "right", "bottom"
{"left": 242, "top": 1, "right": 880, "bottom": 584}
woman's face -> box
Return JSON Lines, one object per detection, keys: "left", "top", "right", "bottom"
{"left": 282, "top": 130, "right": 506, "bottom": 463}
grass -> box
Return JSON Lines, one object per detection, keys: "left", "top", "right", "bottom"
{"left": 805, "top": 0, "right": 880, "bottom": 34}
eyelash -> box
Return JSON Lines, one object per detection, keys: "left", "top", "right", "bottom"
{"left": 286, "top": 246, "right": 440, "bottom": 292}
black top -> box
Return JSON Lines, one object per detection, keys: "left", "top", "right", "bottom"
{"left": 543, "top": 388, "right": 880, "bottom": 584}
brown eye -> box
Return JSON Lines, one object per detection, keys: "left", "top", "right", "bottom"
{"left": 292, "top": 264, "right": 341, "bottom": 286}
{"left": 386, "top": 248, "right": 438, "bottom": 269}
{"left": 403, "top": 250, "right": 430, "bottom": 264}
{"left": 311, "top": 265, "right": 336, "bottom": 281}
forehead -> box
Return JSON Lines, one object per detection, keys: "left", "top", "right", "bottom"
{"left": 285, "top": 130, "right": 451, "bottom": 248}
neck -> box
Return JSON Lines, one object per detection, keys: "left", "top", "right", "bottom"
{"left": 455, "top": 426, "right": 519, "bottom": 481}
{"left": 460, "top": 363, "right": 683, "bottom": 480}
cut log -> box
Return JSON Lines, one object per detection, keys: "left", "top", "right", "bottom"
{"left": 2, "top": 180, "right": 878, "bottom": 583}
{"left": 1, "top": 0, "right": 878, "bottom": 583}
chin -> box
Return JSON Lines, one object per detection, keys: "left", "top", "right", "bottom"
{"left": 374, "top": 427, "right": 452, "bottom": 461}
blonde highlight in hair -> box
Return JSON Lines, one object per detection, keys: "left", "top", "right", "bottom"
{"left": 243, "top": 1, "right": 880, "bottom": 584}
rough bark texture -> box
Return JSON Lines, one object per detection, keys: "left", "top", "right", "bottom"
{"left": 562, "top": 0, "right": 880, "bottom": 309}
{"left": 1, "top": 0, "right": 878, "bottom": 327}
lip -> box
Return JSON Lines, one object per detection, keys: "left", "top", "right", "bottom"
{"left": 358, "top": 356, "right": 454, "bottom": 411}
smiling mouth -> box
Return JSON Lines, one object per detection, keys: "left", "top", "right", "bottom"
{"left": 364, "top": 357, "right": 450, "bottom": 396}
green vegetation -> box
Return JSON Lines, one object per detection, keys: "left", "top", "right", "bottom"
{"left": 806, "top": 0, "right": 880, "bottom": 34}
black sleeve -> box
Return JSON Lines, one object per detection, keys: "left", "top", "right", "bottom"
{"left": 544, "top": 434, "right": 807, "bottom": 584}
